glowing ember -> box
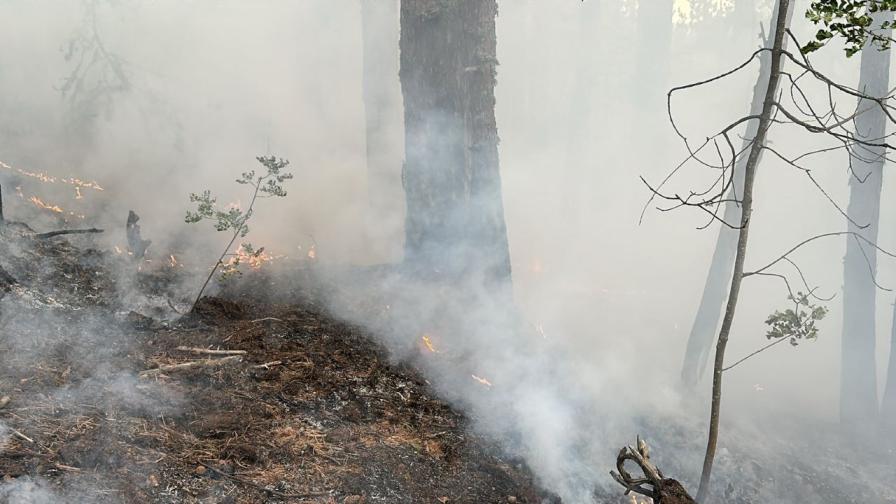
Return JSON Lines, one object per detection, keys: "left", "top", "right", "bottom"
{"left": 307, "top": 245, "right": 317, "bottom": 260}
{"left": 421, "top": 334, "right": 437, "bottom": 353}
{"left": 471, "top": 375, "right": 492, "bottom": 387}
{"left": 168, "top": 255, "right": 182, "bottom": 268}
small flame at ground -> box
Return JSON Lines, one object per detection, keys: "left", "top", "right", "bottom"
{"left": 27, "top": 195, "right": 85, "bottom": 219}
{"left": 29, "top": 196, "right": 63, "bottom": 214}
{"left": 223, "top": 244, "right": 278, "bottom": 272}
{"left": 471, "top": 375, "right": 492, "bottom": 387}
{"left": 629, "top": 495, "right": 653, "bottom": 504}
{"left": 421, "top": 334, "right": 437, "bottom": 353}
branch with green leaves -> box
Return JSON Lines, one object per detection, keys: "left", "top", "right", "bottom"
{"left": 185, "top": 155, "right": 292, "bottom": 310}
{"left": 803, "top": 0, "right": 896, "bottom": 56}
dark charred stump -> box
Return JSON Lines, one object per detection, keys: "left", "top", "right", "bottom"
{"left": 126, "top": 210, "right": 152, "bottom": 259}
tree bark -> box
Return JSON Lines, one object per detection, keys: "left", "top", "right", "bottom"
{"left": 399, "top": 0, "right": 512, "bottom": 289}
{"left": 696, "top": 1, "right": 792, "bottom": 501}
{"left": 361, "top": 0, "right": 404, "bottom": 263}
{"left": 681, "top": 1, "right": 794, "bottom": 387}
{"left": 882, "top": 298, "right": 896, "bottom": 427}
{"left": 840, "top": 9, "right": 892, "bottom": 428}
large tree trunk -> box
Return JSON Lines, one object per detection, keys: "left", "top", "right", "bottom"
{"left": 399, "top": 0, "right": 512, "bottom": 289}
{"left": 883, "top": 299, "right": 896, "bottom": 427}
{"left": 840, "top": 10, "right": 892, "bottom": 427}
{"left": 361, "top": 0, "right": 404, "bottom": 263}
{"left": 680, "top": 2, "right": 794, "bottom": 387}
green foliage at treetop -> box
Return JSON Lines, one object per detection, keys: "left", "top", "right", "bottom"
{"left": 804, "top": 1, "right": 896, "bottom": 56}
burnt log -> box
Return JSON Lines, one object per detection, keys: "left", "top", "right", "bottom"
{"left": 126, "top": 210, "right": 152, "bottom": 259}
{"left": 611, "top": 437, "right": 696, "bottom": 504}
{"left": 34, "top": 228, "right": 104, "bottom": 239}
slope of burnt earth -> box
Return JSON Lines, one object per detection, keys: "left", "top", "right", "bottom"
{"left": 0, "top": 227, "right": 556, "bottom": 503}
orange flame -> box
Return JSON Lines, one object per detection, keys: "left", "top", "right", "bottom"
{"left": 27, "top": 195, "right": 85, "bottom": 219}
{"left": 1, "top": 160, "right": 103, "bottom": 191}
{"left": 224, "top": 244, "right": 278, "bottom": 271}
{"left": 421, "top": 334, "right": 437, "bottom": 353}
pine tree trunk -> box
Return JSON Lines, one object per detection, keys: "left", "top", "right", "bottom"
{"left": 681, "top": 1, "right": 794, "bottom": 387}
{"left": 840, "top": 10, "right": 892, "bottom": 427}
{"left": 361, "top": 0, "right": 404, "bottom": 263}
{"left": 399, "top": 0, "right": 512, "bottom": 289}
{"left": 882, "top": 299, "right": 896, "bottom": 426}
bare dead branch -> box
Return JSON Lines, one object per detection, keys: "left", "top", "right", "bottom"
{"left": 34, "top": 228, "right": 104, "bottom": 239}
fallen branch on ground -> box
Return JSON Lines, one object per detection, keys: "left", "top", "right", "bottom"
{"left": 34, "top": 228, "right": 104, "bottom": 239}
{"left": 175, "top": 346, "right": 247, "bottom": 356}
{"left": 252, "top": 360, "right": 282, "bottom": 369}
{"left": 12, "top": 429, "right": 34, "bottom": 444}
{"left": 140, "top": 355, "right": 242, "bottom": 378}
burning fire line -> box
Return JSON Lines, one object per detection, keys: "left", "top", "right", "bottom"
{"left": 27, "top": 195, "right": 85, "bottom": 219}
{"left": 223, "top": 244, "right": 280, "bottom": 271}
{"left": 1, "top": 160, "right": 104, "bottom": 191}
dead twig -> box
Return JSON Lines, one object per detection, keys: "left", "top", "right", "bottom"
{"left": 139, "top": 355, "right": 242, "bottom": 378}
{"left": 12, "top": 429, "right": 34, "bottom": 444}
{"left": 175, "top": 346, "right": 247, "bottom": 356}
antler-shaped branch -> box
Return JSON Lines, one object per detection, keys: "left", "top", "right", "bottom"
{"left": 611, "top": 436, "right": 664, "bottom": 499}
{"left": 610, "top": 437, "right": 696, "bottom": 504}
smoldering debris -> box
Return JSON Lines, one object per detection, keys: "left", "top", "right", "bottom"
{"left": 0, "top": 214, "right": 553, "bottom": 502}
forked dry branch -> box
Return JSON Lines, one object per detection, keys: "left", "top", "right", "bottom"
{"left": 611, "top": 437, "right": 695, "bottom": 504}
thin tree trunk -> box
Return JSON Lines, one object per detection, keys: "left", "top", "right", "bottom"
{"left": 360, "top": 0, "right": 404, "bottom": 263}
{"left": 399, "top": 0, "right": 512, "bottom": 289}
{"left": 681, "top": 1, "right": 794, "bottom": 387}
{"left": 882, "top": 298, "right": 896, "bottom": 426}
{"left": 840, "top": 9, "right": 892, "bottom": 428}
{"left": 696, "top": 1, "right": 792, "bottom": 500}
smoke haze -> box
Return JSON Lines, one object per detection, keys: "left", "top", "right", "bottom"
{"left": 1, "top": 0, "right": 895, "bottom": 502}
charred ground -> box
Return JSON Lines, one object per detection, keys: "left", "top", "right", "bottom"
{"left": 0, "top": 224, "right": 562, "bottom": 504}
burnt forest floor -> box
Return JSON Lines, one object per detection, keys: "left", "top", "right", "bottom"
{"left": 0, "top": 222, "right": 571, "bottom": 504}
